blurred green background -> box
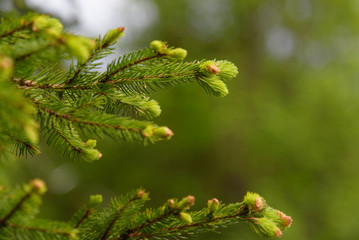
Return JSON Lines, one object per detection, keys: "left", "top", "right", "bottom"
{"left": 2, "top": 0, "right": 359, "bottom": 239}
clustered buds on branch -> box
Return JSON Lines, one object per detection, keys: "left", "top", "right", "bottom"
{"left": 243, "top": 192, "right": 293, "bottom": 238}
{"left": 0, "top": 13, "right": 292, "bottom": 239}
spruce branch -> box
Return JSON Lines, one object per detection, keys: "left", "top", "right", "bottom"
{"left": 0, "top": 21, "right": 33, "bottom": 39}
{"left": 0, "top": 192, "right": 32, "bottom": 227}
{"left": 0, "top": 13, "right": 293, "bottom": 240}
{"left": 66, "top": 27, "right": 125, "bottom": 84}
{"left": 71, "top": 195, "right": 103, "bottom": 229}
{"left": 7, "top": 222, "right": 75, "bottom": 237}
{"left": 0, "top": 179, "right": 46, "bottom": 228}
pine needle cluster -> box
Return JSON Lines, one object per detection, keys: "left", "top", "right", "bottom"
{"left": 0, "top": 13, "right": 292, "bottom": 239}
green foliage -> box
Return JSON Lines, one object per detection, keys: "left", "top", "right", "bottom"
{"left": 0, "top": 13, "right": 237, "bottom": 162}
{"left": 0, "top": 180, "right": 291, "bottom": 240}
{"left": 0, "top": 12, "right": 291, "bottom": 239}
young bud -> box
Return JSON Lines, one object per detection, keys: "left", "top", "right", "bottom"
{"left": 32, "top": 15, "right": 63, "bottom": 37}
{"left": 168, "top": 48, "right": 187, "bottom": 61}
{"left": 207, "top": 198, "right": 220, "bottom": 213}
{"left": 137, "top": 189, "right": 148, "bottom": 199}
{"left": 216, "top": 60, "right": 239, "bottom": 80}
{"left": 247, "top": 217, "right": 281, "bottom": 238}
{"left": 153, "top": 126, "right": 174, "bottom": 140}
{"left": 243, "top": 192, "right": 266, "bottom": 213}
{"left": 103, "top": 27, "right": 125, "bottom": 46}
{"left": 24, "top": 124, "right": 39, "bottom": 144}
{"left": 65, "top": 35, "right": 96, "bottom": 61}
{"left": 179, "top": 212, "right": 192, "bottom": 225}
{"left": 199, "top": 61, "right": 217, "bottom": 75}
{"left": 277, "top": 211, "right": 293, "bottom": 230}
{"left": 262, "top": 208, "right": 292, "bottom": 231}
{"left": 85, "top": 139, "right": 97, "bottom": 148}
{"left": 177, "top": 195, "right": 195, "bottom": 210}
{"left": 88, "top": 194, "right": 103, "bottom": 208}
{"left": 141, "top": 125, "right": 154, "bottom": 138}
{"left": 198, "top": 75, "right": 229, "bottom": 97}
{"left": 84, "top": 148, "right": 102, "bottom": 162}
{"left": 150, "top": 40, "right": 167, "bottom": 52}
{"left": 275, "top": 227, "right": 283, "bottom": 238}
{"left": 29, "top": 178, "right": 47, "bottom": 194}
{"left": 167, "top": 199, "right": 175, "bottom": 208}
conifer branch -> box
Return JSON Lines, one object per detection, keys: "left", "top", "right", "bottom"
{"left": 100, "top": 193, "right": 143, "bottom": 240}
{"left": 0, "top": 21, "right": 33, "bottom": 39}
{"left": 0, "top": 192, "right": 32, "bottom": 227}
{"left": 74, "top": 209, "right": 91, "bottom": 229}
{"left": 14, "top": 41, "right": 55, "bottom": 62}
{"left": 100, "top": 52, "right": 166, "bottom": 83}
{"left": 7, "top": 223, "right": 74, "bottom": 236}
{"left": 37, "top": 104, "right": 142, "bottom": 133}
{"left": 53, "top": 125, "right": 83, "bottom": 154}
{"left": 9, "top": 134, "right": 40, "bottom": 156}
{"left": 0, "top": 13, "right": 293, "bottom": 240}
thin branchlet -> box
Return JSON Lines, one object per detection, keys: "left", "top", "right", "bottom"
{"left": 53, "top": 126, "right": 83, "bottom": 153}
{"left": 36, "top": 104, "right": 142, "bottom": 133}
{"left": 135, "top": 209, "right": 247, "bottom": 239}
{"left": 74, "top": 209, "right": 92, "bottom": 229}
{"left": 99, "top": 52, "right": 167, "bottom": 83}
{"left": 8, "top": 223, "right": 73, "bottom": 236}
{"left": 0, "top": 21, "right": 33, "bottom": 39}
{"left": 100, "top": 195, "right": 142, "bottom": 240}
{"left": 0, "top": 192, "right": 32, "bottom": 227}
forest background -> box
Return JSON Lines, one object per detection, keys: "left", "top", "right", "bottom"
{"left": 1, "top": 0, "right": 358, "bottom": 239}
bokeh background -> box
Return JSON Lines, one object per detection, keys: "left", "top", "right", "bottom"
{"left": 1, "top": 0, "right": 359, "bottom": 239}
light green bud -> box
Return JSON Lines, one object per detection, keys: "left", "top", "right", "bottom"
{"left": 84, "top": 148, "right": 102, "bottom": 162}
{"left": 136, "top": 189, "right": 149, "bottom": 199}
{"left": 150, "top": 40, "right": 166, "bottom": 52}
{"left": 32, "top": 15, "right": 63, "bottom": 37}
{"left": 207, "top": 198, "right": 220, "bottom": 213}
{"left": 264, "top": 208, "right": 293, "bottom": 231}
{"left": 177, "top": 195, "right": 195, "bottom": 210}
{"left": 146, "top": 99, "right": 162, "bottom": 118}
{"left": 199, "top": 75, "right": 229, "bottom": 97}
{"left": 153, "top": 126, "right": 174, "bottom": 140}
{"left": 179, "top": 212, "right": 192, "bottom": 225}
{"left": 243, "top": 192, "right": 266, "bottom": 213}
{"left": 103, "top": 27, "right": 125, "bottom": 46}
{"left": 88, "top": 194, "right": 103, "bottom": 208}
{"left": 29, "top": 178, "right": 47, "bottom": 194}
{"left": 85, "top": 139, "right": 97, "bottom": 148}
{"left": 66, "top": 35, "right": 96, "bottom": 61}
{"left": 24, "top": 123, "right": 39, "bottom": 144}
{"left": 168, "top": 48, "right": 187, "bottom": 61}
{"left": 200, "top": 60, "right": 220, "bottom": 75}
{"left": 141, "top": 125, "right": 154, "bottom": 138}
{"left": 216, "top": 60, "right": 238, "bottom": 80}
{"left": 167, "top": 199, "right": 175, "bottom": 208}
{"left": 248, "top": 217, "right": 281, "bottom": 238}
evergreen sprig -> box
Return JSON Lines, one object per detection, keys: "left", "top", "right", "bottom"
{"left": 0, "top": 180, "right": 292, "bottom": 240}
{"left": 0, "top": 13, "right": 293, "bottom": 239}
{"left": 0, "top": 13, "right": 238, "bottom": 161}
